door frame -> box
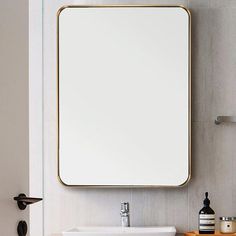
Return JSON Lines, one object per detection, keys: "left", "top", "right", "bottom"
{"left": 29, "top": 0, "right": 44, "bottom": 235}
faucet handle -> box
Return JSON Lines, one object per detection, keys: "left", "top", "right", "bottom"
{"left": 121, "top": 202, "right": 129, "bottom": 213}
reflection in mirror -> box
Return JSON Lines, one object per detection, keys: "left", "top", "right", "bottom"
{"left": 58, "top": 6, "right": 191, "bottom": 187}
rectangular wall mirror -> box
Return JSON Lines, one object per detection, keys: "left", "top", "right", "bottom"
{"left": 58, "top": 5, "right": 191, "bottom": 187}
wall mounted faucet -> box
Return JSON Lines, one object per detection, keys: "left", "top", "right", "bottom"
{"left": 215, "top": 116, "right": 236, "bottom": 125}
{"left": 121, "top": 202, "right": 130, "bottom": 227}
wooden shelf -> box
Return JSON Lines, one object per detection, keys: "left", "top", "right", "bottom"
{"left": 185, "top": 231, "right": 236, "bottom": 236}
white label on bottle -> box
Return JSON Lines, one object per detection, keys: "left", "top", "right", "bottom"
{"left": 199, "top": 214, "right": 215, "bottom": 219}
{"left": 199, "top": 226, "right": 215, "bottom": 230}
{"left": 200, "top": 219, "right": 215, "bottom": 224}
{"left": 199, "top": 214, "right": 215, "bottom": 232}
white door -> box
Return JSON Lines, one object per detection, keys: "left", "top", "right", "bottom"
{"left": 0, "top": 0, "right": 43, "bottom": 235}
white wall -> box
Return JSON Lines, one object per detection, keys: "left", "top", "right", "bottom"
{"left": 43, "top": 0, "right": 236, "bottom": 235}
{"left": 0, "top": 1, "right": 29, "bottom": 235}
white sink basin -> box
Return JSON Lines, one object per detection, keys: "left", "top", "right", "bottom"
{"left": 62, "top": 226, "right": 176, "bottom": 236}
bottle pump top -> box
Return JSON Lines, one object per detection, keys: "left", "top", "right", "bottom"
{"left": 203, "top": 192, "right": 210, "bottom": 206}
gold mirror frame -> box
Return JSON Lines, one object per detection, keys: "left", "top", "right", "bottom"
{"left": 57, "top": 5, "right": 191, "bottom": 188}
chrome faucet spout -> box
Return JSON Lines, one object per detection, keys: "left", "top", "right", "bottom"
{"left": 120, "top": 202, "right": 130, "bottom": 227}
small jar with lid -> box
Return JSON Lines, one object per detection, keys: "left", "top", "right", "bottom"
{"left": 219, "top": 217, "right": 236, "bottom": 234}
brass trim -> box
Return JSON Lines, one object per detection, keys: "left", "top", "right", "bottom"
{"left": 57, "top": 5, "right": 191, "bottom": 188}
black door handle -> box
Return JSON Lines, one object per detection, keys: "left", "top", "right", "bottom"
{"left": 14, "top": 193, "right": 43, "bottom": 210}
{"left": 17, "top": 221, "right": 27, "bottom": 236}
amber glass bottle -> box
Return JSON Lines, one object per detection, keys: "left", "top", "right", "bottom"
{"left": 199, "top": 192, "right": 215, "bottom": 234}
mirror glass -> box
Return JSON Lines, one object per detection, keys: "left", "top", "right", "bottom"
{"left": 58, "top": 6, "right": 191, "bottom": 186}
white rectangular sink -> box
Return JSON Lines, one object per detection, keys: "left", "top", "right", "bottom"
{"left": 62, "top": 227, "right": 176, "bottom": 236}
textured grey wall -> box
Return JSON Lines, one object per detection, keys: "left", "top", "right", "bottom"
{"left": 43, "top": 0, "right": 236, "bottom": 235}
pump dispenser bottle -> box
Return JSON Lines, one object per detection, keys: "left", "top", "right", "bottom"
{"left": 199, "top": 192, "right": 215, "bottom": 234}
